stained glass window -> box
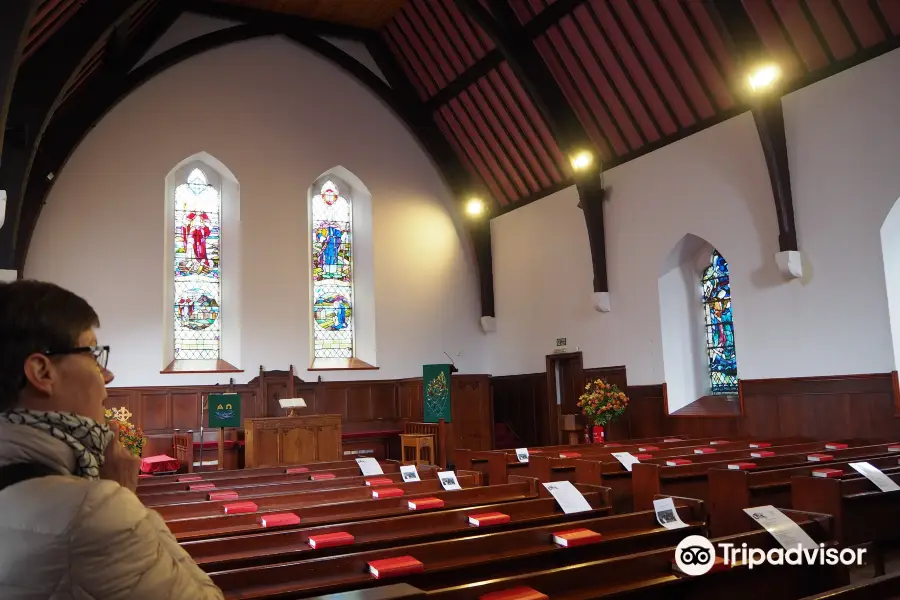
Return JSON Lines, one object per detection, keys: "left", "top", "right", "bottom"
{"left": 701, "top": 250, "right": 738, "bottom": 394}
{"left": 311, "top": 180, "right": 353, "bottom": 358}
{"left": 173, "top": 168, "right": 220, "bottom": 360}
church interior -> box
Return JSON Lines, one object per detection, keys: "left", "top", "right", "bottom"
{"left": 3, "top": 0, "right": 900, "bottom": 597}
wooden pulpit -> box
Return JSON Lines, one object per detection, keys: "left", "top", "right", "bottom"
{"left": 243, "top": 414, "right": 342, "bottom": 468}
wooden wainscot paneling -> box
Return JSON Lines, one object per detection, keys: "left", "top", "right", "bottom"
{"left": 448, "top": 374, "right": 493, "bottom": 460}
{"left": 616, "top": 373, "right": 900, "bottom": 442}
{"left": 108, "top": 368, "right": 495, "bottom": 470}
{"left": 891, "top": 370, "right": 899, "bottom": 417}
{"left": 740, "top": 372, "right": 900, "bottom": 440}
{"left": 398, "top": 379, "right": 423, "bottom": 420}
{"left": 490, "top": 372, "right": 545, "bottom": 449}
{"left": 618, "top": 384, "right": 667, "bottom": 440}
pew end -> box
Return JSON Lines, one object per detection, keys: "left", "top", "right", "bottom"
{"left": 631, "top": 462, "right": 662, "bottom": 511}
{"left": 708, "top": 468, "right": 754, "bottom": 537}
{"left": 456, "top": 469, "right": 484, "bottom": 487}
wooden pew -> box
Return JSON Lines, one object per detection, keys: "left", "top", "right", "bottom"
{"left": 508, "top": 438, "right": 831, "bottom": 512}
{"left": 455, "top": 436, "right": 712, "bottom": 484}
{"left": 796, "top": 572, "right": 900, "bottom": 599}
{"left": 470, "top": 437, "right": 816, "bottom": 487}
{"left": 629, "top": 443, "right": 900, "bottom": 511}
{"left": 155, "top": 472, "right": 482, "bottom": 521}
{"left": 141, "top": 468, "right": 439, "bottom": 506}
{"left": 419, "top": 510, "right": 843, "bottom": 600}
{"left": 186, "top": 486, "right": 613, "bottom": 572}
{"left": 453, "top": 435, "right": 707, "bottom": 477}
{"left": 138, "top": 458, "right": 405, "bottom": 486}
{"left": 708, "top": 455, "right": 900, "bottom": 537}
{"left": 169, "top": 477, "right": 546, "bottom": 542}
{"left": 206, "top": 499, "right": 708, "bottom": 599}
{"left": 792, "top": 469, "right": 900, "bottom": 576}
{"left": 138, "top": 460, "right": 418, "bottom": 495}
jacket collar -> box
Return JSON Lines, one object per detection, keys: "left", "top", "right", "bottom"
{"left": 0, "top": 420, "right": 76, "bottom": 475}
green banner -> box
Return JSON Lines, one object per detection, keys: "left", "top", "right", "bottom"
{"left": 208, "top": 393, "right": 241, "bottom": 428}
{"left": 423, "top": 364, "right": 452, "bottom": 423}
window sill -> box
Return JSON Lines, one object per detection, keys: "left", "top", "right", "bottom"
{"left": 161, "top": 359, "right": 244, "bottom": 374}
{"left": 309, "top": 357, "right": 378, "bottom": 371}
{"left": 669, "top": 394, "right": 743, "bottom": 417}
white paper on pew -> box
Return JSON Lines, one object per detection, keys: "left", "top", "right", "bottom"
{"left": 542, "top": 480, "right": 592, "bottom": 514}
{"left": 848, "top": 462, "right": 900, "bottom": 492}
{"left": 653, "top": 497, "right": 689, "bottom": 530}
{"left": 611, "top": 452, "right": 641, "bottom": 472}
{"left": 400, "top": 465, "right": 421, "bottom": 482}
{"left": 356, "top": 457, "right": 384, "bottom": 476}
{"left": 743, "top": 505, "right": 817, "bottom": 550}
{"left": 438, "top": 470, "right": 461, "bottom": 490}
{"left": 515, "top": 448, "right": 529, "bottom": 463}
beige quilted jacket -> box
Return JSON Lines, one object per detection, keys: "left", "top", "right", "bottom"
{"left": 0, "top": 421, "right": 224, "bottom": 599}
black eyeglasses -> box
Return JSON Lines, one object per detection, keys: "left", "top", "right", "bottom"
{"left": 43, "top": 345, "right": 110, "bottom": 369}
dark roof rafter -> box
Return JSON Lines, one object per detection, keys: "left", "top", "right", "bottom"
{"left": 0, "top": 1, "right": 39, "bottom": 162}
{"left": 0, "top": 0, "right": 147, "bottom": 270}
{"left": 181, "top": 0, "right": 374, "bottom": 41}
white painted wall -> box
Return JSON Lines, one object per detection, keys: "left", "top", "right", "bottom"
{"left": 880, "top": 198, "right": 900, "bottom": 373}
{"left": 490, "top": 48, "right": 900, "bottom": 384}
{"left": 25, "top": 35, "right": 484, "bottom": 387}
{"left": 658, "top": 234, "right": 717, "bottom": 412}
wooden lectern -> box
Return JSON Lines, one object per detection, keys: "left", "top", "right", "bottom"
{"left": 243, "top": 414, "right": 342, "bottom": 468}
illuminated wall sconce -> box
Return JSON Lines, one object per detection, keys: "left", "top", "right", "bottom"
{"left": 466, "top": 197, "right": 485, "bottom": 216}
{"left": 747, "top": 63, "right": 781, "bottom": 93}
{"left": 570, "top": 150, "right": 594, "bottom": 172}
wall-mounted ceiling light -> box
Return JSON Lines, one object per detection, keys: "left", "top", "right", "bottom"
{"left": 570, "top": 150, "right": 594, "bottom": 172}
{"left": 466, "top": 197, "right": 485, "bottom": 216}
{"left": 747, "top": 63, "right": 781, "bottom": 93}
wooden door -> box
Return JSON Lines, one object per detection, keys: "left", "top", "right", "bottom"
{"left": 282, "top": 425, "right": 317, "bottom": 464}
{"left": 543, "top": 352, "right": 585, "bottom": 446}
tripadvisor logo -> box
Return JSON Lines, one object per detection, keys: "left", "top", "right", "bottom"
{"left": 675, "top": 535, "right": 866, "bottom": 575}
{"left": 675, "top": 536, "right": 716, "bottom": 576}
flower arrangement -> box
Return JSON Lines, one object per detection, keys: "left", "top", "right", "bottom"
{"left": 104, "top": 406, "right": 145, "bottom": 457}
{"left": 576, "top": 379, "right": 629, "bottom": 427}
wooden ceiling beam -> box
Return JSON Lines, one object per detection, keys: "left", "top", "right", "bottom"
{"left": 455, "top": 0, "right": 589, "bottom": 154}
{"left": 182, "top": 0, "right": 373, "bottom": 41}
{"left": 367, "top": 34, "right": 495, "bottom": 319}
{"left": 0, "top": 0, "right": 146, "bottom": 272}
{"left": 15, "top": 3, "right": 183, "bottom": 270}
{"left": 456, "top": 0, "right": 609, "bottom": 302}
{"left": 0, "top": 0, "right": 38, "bottom": 169}
{"left": 710, "top": 0, "right": 799, "bottom": 254}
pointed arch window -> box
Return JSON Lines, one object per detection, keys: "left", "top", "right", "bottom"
{"left": 311, "top": 180, "right": 353, "bottom": 359}
{"left": 173, "top": 168, "right": 221, "bottom": 360}
{"left": 701, "top": 250, "right": 738, "bottom": 394}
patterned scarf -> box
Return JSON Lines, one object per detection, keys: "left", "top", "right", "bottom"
{"left": 0, "top": 409, "right": 113, "bottom": 480}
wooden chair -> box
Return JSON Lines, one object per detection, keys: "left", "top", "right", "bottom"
{"left": 400, "top": 433, "right": 435, "bottom": 467}
{"left": 403, "top": 419, "right": 446, "bottom": 468}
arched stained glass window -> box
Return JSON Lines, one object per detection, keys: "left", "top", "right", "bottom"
{"left": 173, "top": 168, "right": 221, "bottom": 359}
{"left": 311, "top": 180, "right": 353, "bottom": 358}
{"left": 701, "top": 250, "right": 737, "bottom": 394}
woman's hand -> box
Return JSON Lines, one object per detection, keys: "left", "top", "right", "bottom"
{"left": 99, "top": 421, "right": 140, "bottom": 492}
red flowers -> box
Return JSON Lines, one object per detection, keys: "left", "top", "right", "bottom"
{"left": 577, "top": 379, "right": 629, "bottom": 427}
